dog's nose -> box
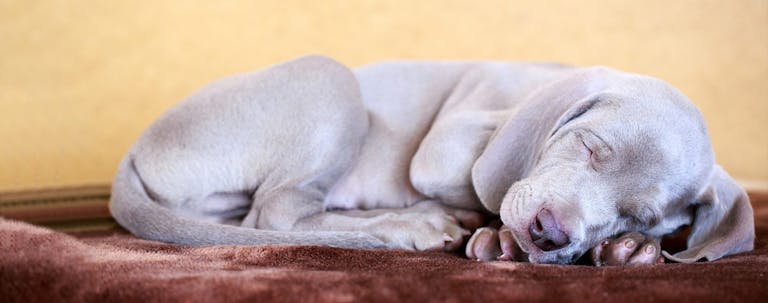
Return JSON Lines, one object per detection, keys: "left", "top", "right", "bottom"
{"left": 529, "top": 209, "right": 570, "bottom": 251}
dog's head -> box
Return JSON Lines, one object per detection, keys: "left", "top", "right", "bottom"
{"left": 472, "top": 67, "right": 754, "bottom": 264}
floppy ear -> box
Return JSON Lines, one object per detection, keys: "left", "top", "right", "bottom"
{"left": 471, "top": 72, "right": 606, "bottom": 213}
{"left": 663, "top": 166, "right": 755, "bottom": 263}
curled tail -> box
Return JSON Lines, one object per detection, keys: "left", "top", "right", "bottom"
{"left": 109, "top": 157, "right": 385, "bottom": 248}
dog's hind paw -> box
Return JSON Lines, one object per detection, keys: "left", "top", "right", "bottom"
{"left": 369, "top": 212, "right": 470, "bottom": 252}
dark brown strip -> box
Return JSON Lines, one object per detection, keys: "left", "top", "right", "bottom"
{"left": 0, "top": 184, "right": 111, "bottom": 206}
{"left": 0, "top": 184, "right": 112, "bottom": 231}
{"left": 748, "top": 191, "right": 768, "bottom": 205}
{"left": 1, "top": 199, "right": 111, "bottom": 222}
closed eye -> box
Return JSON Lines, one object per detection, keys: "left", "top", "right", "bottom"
{"left": 581, "top": 139, "right": 599, "bottom": 172}
{"left": 576, "top": 130, "right": 613, "bottom": 172}
{"left": 576, "top": 132, "right": 596, "bottom": 164}
{"left": 577, "top": 130, "right": 612, "bottom": 166}
{"left": 582, "top": 140, "right": 593, "bottom": 160}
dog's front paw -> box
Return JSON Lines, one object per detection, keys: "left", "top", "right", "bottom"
{"left": 590, "top": 231, "right": 664, "bottom": 266}
{"left": 465, "top": 223, "right": 526, "bottom": 262}
{"left": 369, "top": 213, "right": 470, "bottom": 252}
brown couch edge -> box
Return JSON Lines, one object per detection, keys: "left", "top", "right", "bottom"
{"left": 0, "top": 184, "right": 114, "bottom": 232}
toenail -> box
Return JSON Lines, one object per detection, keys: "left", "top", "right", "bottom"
{"left": 644, "top": 245, "right": 655, "bottom": 254}
{"left": 624, "top": 239, "right": 636, "bottom": 248}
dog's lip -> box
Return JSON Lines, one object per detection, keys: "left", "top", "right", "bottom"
{"left": 509, "top": 227, "right": 534, "bottom": 253}
{"left": 509, "top": 226, "right": 586, "bottom": 264}
{"left": 526, "top": 247, "right": 585, "bottom": 264}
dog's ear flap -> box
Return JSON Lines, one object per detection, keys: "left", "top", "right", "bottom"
{"left": 663, "top": 166, "right": 755, "bottom": 263}
{"left": 470, "top": 110, "right": 540, "bottom": 214}
{"left": 471, "top": 72, "right": 606, "bottom": 213}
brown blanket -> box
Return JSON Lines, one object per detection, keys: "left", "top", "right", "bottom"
{"left": 2, "top": 196, "right": 767, "bottom": 303}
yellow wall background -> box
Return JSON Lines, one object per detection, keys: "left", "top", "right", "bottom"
{"left": 1, "top": 0, "right": 766, "bottom": 191}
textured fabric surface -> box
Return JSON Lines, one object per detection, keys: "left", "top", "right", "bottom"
{"left": 1, "top": 196, "right": 766, "bottom": 303}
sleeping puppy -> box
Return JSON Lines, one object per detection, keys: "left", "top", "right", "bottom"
{"left": 109, "top": 55, "right": 754, "bottom": 265}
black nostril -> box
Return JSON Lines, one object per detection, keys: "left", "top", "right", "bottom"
{"left": 529, "top": 216, "right": 545, "bottom": 240}
{"left": 534, "top": 216, "right": 543, "bottom": 231}
{"left": 529, "top": 209, "right": 571, "bottom": 251}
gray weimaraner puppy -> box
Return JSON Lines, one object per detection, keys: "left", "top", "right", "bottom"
{"left": 110, "top": 55, "right": 754, "bottom": 265}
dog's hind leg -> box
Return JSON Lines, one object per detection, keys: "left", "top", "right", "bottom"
{"left": 246, "top": 185, "right": 474, "bottom": 251}
{"left": 114, "top": 55, "right": 389, "bottom": 248}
